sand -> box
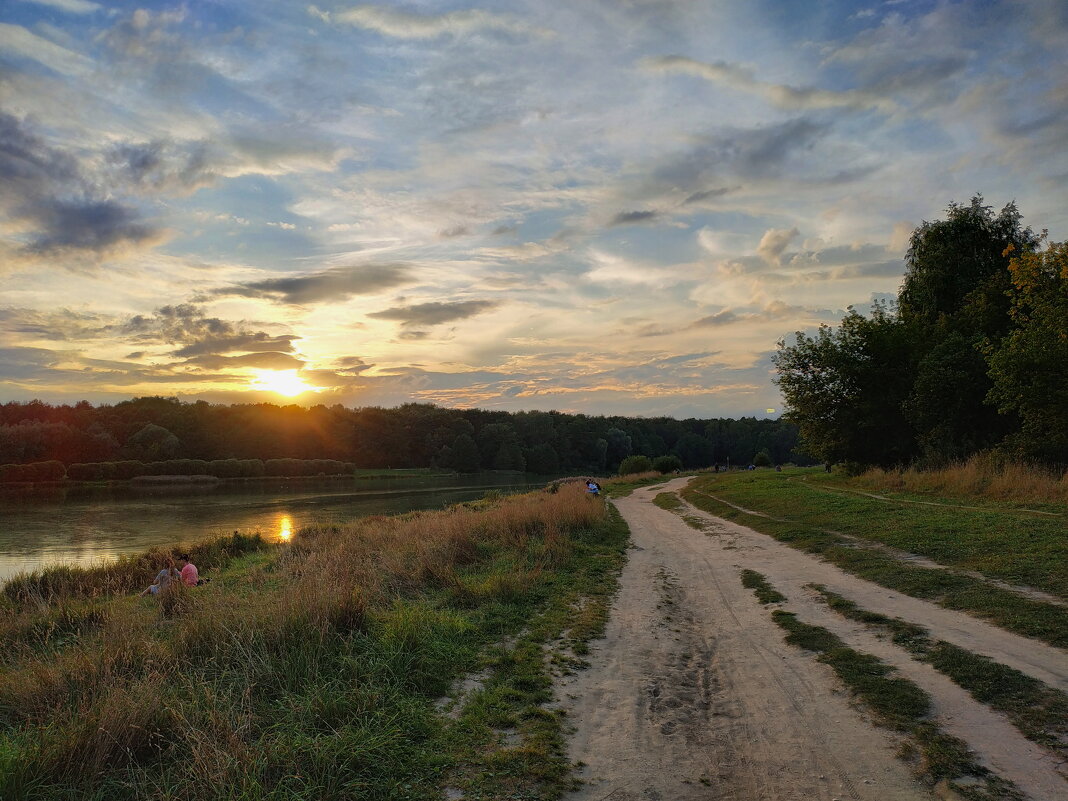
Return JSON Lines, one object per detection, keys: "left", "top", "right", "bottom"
{"left": 556, "top": 478, "right": 1068, "bottom": 801}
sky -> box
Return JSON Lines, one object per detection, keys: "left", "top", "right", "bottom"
{"left": 1, "top": 0, "right": 1066, "bottom": 419}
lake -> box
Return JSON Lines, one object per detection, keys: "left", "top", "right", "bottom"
{"left": 0, "top": 473, "right": 550, "bottom": 585}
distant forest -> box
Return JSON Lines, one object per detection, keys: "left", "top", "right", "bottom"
{"left": 775, "top": 197, "right": 1067, "bottom": 470}
{"left": 0, "top": 397, "right": 811, "bottom": 480}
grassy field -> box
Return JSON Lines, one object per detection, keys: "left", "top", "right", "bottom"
{"left": 0, "top": 483, "right": 627, "bottom": 801}
{"left": 682, "top": 468, "right": 1068, "bottom": 647}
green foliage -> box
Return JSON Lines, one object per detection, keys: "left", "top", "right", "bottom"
{"left": 618, "top": 455, "right": 653, "bottom": 475}
{"left": 774, "top": 197, "right": 1061, "bottom": 468}
{"left": 986, "top": 240, "right": 1068, "bottom": 464}
{"left": 652, "top": 454, "right": 683, "bottom": 474}
{"left": 774, "top": 302, "right": 918, "bottom": 466}
{"left": 752, "top": 448, "right": 772, "bottom": 467}
{"left": 450, "top": 434, "right": 481, "bottom": 473}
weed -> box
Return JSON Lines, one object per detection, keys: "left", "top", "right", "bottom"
{"left": 739, "top": 570, "right": 786, "bottom": 604}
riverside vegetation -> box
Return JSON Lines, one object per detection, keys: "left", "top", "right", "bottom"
{"left": 0, "top": 481, "right": 628, "bottom": 801}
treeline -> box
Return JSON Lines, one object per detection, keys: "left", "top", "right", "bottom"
{"left": 0, "top": 397, "right": 810, "bottom": 480}
{"left": 775, "top": 197, "right": 1068, "bottom": 469}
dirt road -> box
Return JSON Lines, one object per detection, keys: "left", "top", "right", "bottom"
{"left": 557, "top": 478, "right": 1068, "bottom": 801}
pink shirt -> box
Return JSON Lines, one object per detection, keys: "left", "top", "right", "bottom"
{"left": 181, "top": 563, "right": 199, "bottom": 586}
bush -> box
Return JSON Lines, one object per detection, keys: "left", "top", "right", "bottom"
{"left": 652, "top": 455, "right": 683, "bottom": 474}
{"left": 618, "top": 455, "right": 653, "bottom": 475}
{"left": 753, "top": 449, "right": 772, "bottom": 467}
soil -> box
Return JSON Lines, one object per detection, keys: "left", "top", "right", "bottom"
{"left": 557, "top": 478, "right": 1068, "bottom": 801}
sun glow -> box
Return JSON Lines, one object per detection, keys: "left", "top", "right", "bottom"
{"left": 250, "top": 369, "right": 315, "bottom": 397}
{"left": 278, "top": 515, "right": 294, "bottom": 542}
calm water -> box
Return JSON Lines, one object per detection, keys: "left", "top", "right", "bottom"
{"left": 0, "top": 473, "right": 548, "bottom": 584}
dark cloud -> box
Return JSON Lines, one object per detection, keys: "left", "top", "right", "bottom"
{"left": 335, "top": 356, "right": 375, "bottom": 375}
{"left": 682, "top": 187, "right": 734, "bottom": 205}
{"left": 439, "top": 225, "right": 470, "bottom": 238}
{"left": 183, "top": 352, "right": 305, "bottom": 371}
{"left": 108, "top": 139, "right": 216, "bottom": 194}
{"left": 0, "top": 112, "right": 162, "bottom": 259}
{"left": 692, "top": 310, "right": 738, "bottom": 327}
{"left": 23, "top": 198, "right": 161, "bottom": 254}
{"left": 367, "top": 299, "right": 499, "bottom": 327}
{"left": 610, "top": 210, "right": 659, "bottom": 226}
{"left": 213, "top": 264, "right": 414, "bottom": 305}
{"left": 0, "top": 307, "right": 113, "bottom": 340}
{"left": 120, "top": 304, "right": 299, "bottom": 365}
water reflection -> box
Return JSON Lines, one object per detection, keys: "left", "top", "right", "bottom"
{"left": 278, "top": 515, "right": 293, "bottom": 542}
{"left": 0, "top": 473, "right": 549, "bottom": 584}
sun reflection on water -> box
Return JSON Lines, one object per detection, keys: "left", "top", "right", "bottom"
{"left": 278, "top": 515, "right": 293, "bottom": 542}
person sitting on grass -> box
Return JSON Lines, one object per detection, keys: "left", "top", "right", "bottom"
{"left": 585, "top": 479, "right": 601, "bottom": 496}
{"left": 178, "top": 553, "right": 200, "bottom": 587}
{"left": 139, "top": 557, "right": 181, "bottom": 597}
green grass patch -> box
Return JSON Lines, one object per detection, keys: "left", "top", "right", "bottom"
{"left": 687, "top": 469, "right": 1067, "bottom": 598}
{"left": 682, "top": 476, "right": 1068, "bottom": 649}
{"left": 812, "top": 586, "right": 1068, "bottom": 759}
{"left": 739, "top": 569, "right": 786, "bottom": 604}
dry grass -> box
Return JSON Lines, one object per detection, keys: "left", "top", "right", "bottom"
{"left": 860, "top": 454, "right": 1068, "bottom": 504}
{"left": 0, "top": 483, "right": 609, "bottom": 800}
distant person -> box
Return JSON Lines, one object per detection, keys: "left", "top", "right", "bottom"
{"left": 585, "top": 479, "right": 601, "bottom": 496}
{"left": 140, "top": 558, "right": 180, "bottom": 597}
{"left": 178, "top": 554, "right": 200, "bottom": 587}
{"left": 775, "top": 465, "right": 782, "bottom": 472}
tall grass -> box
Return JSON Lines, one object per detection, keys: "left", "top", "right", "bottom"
{"left": 0, "top": 483, "right": 609, "bottom": 800}
{"left": 860, "top": 454, "right": 1068, "bottom": 504}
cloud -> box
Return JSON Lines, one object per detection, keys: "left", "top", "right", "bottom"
{"left": 368, "top": 300, "right": 500, "bottom": 328}
{"left": 644, "top": 56, "right": 896, "bottom": 113}
{"left": 21, "top": 199, "right": 162, "bottom": 255}
{"left": 0, "top": 307, "right": 113, "bottom": 340}
{"left": 610, "top": 210, "right": 659, "bottom": 226}
{"left": 18, "top": 0, "right": 101, "bottom": 14}
{"left": 0, "top": 22, "right": 94, "bottom": 76}
{"left": 212, "top": 264, "right": 414, "bottom": 305}
{"left": 690, "top": 301, "right": 801, "bottom": 329}
{"left": 183, "top": 352, "right": 305, "bottom": 371}
{"left": 121, "top": 304, "right": 298, "bottom": 362}
{"left": 315, "top": 5, "right": 551, "bottom": 39}
{"left": 0, "top": 112, "right": 164, "bottom": 260}
{"left": 757, "top": 227, "right": 800, "bottom": 266}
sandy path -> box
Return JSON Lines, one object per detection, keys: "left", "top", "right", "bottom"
{"left": 559, "top": 478, "right": 1068, "bottom": 801}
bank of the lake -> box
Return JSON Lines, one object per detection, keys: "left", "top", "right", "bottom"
{"left": 0, "top": 471, "right": 550, "bottom": 584}
{"left": 0, "top": 481, "right": 628, "bottom": 801}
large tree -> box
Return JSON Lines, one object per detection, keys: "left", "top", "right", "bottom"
{"left": 773, "top": 303, "right": 917, "bottom": 466}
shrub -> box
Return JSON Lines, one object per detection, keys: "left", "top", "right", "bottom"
{"left": 618, "top": 455, "right": 653, "bottom": 475}
{"left": 753, "top": 449, "right": 773, "bottom": 467}
{"left": 652, "top": 455, "right": 683, "bottom": 474}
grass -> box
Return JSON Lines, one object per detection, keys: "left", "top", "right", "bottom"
{"left": 682, "top": 470, "right": 1068, "bottom": 648}
{"left": 0, "top": 483, "right": 628, "bottom": 801}
{"left": 812, "top": 585, "right": 1068, "bottom": 758}
{"left": 739, "top": 570, "right": 786, "bottom": 604}
{"left": 859, "top": 454, "right": 1068, "bottom": 505}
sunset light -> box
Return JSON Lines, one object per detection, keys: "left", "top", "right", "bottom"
{"left": 250, "top": 370, "right": 316, "bottom": 398}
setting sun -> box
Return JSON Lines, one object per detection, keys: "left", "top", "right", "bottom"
{"left": 250, "top": 369, "right": 315, "bottom": 397}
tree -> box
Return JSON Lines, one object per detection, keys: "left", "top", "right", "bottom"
{"left": 773, "top": 303, "right": 917, "bottom": 466}
{"left": 449, "top": 434, "right": 481, "bottom": 473}
{"left": 897, "top": 197, "right": 1039, "bottom": 462}
{"left": 986, "top": 240, "right": 1068, "bottom": 463}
